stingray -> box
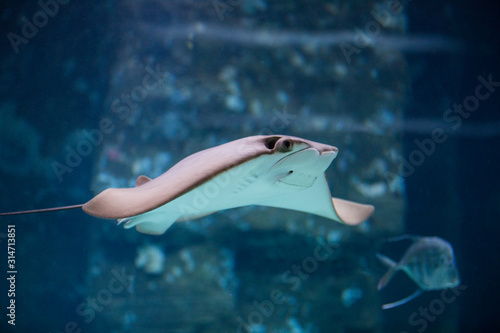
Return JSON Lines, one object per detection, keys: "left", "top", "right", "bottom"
{"left": 0, "top": 135, "right": 374, "bottom": 235}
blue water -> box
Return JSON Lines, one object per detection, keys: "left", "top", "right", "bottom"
{"left": 0, "top": 1, "right": 499, "bottom": 332}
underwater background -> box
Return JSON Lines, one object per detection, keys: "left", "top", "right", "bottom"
{"left": 0, "top": 0, "right": 499, "bottom": 332}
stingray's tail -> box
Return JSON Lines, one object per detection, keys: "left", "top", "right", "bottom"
{"left": 0, "top": 204, "right": 84, "bottom": 216}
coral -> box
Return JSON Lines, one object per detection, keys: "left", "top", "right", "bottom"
{"left": 135, "top": 244, "right": 166, "bottom": 274}
{"left": 341, "top": 286, "right": 364, "bottom": 307}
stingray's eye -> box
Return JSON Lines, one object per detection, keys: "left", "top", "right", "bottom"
{"left": 278, "top": 139, "right": 294, "bottom": 152}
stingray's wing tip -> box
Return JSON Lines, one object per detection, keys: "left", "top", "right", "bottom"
{"left": 332, "top": 197, "right": 374, "bottom": 225}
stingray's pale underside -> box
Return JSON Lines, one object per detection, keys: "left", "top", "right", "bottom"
{"left": 82, "top": 135, "right": 374, "bottom": 235}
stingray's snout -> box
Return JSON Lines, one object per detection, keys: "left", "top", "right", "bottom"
{"left": 323, "top": 146, "right": 338, "bottom": 159}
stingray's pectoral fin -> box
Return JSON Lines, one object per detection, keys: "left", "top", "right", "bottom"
{"left": 135, "top": 221, "right": 174, "bottom": 235}
{"left": 120, "top": 214, "right": 176, "bottom": 235}
{"left": 331, "top": 197, "right": 374, "bottom": 225}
